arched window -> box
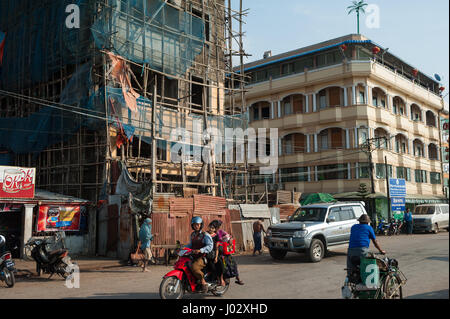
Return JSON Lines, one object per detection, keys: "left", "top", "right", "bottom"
{"left": 372, "top": 87, "right": 387, "bottom": 108}
{"left": 395, "top": 134, "right": 408, "bottom": 154}
{"left": 316, "top": 87, "right": 344, "bottom": 110}
{"left": 426, "top": 110, "right": 436, "bottom": 127}
{"left": 410, "top": 104, "right": 422, "bottom": 122}
{"left": 374, "top": 128, "right": 389, "bottom": 149}
{"left": 318, "top": 128, "right": 345, "bottom": 150}
{"left": 283, "top": 133, "right": 307, "bottom": 155}
{"left": 393, "top": 96, "right": 406, "bottom": 116}
{"left": 413, "top": 139, "right": 425, "bottom": 157}
{"left": 250, "top": 101, "right": 271, "bottom": 122}
{"left": 282, "top": 94, "right": 306, "bottom": 116}
{"left": 428, "top": 143, "right": 439, "bottom": 160}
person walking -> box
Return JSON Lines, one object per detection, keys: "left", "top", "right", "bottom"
{"left": 139, "top": 217, "right": 155, "bottom": 272}
{"left": 252, "top": 218, "right": 266, "bottom": 256}
{"left": 404, "top": 208, "right": 413, "bottom": 235}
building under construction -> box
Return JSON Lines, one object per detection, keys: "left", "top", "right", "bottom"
{"left": 0, "top": 0, "right": 250, "bottom": 204}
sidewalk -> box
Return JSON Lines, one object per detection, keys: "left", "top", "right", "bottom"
{"left": 14, "top": 257, "right": 124, "bottom": 277}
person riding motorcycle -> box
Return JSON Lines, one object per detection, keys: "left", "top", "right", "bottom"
{"left": 347, "top": 214, "right": 386, "bottom": 276}
{"left": 184, "top": 216, "right": 213, "bottom": 292}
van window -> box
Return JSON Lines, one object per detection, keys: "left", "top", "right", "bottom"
{"left": 414, "top": 206, "right": 435, "bottom": 215}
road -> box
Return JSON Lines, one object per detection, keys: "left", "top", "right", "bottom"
{"left": 1, "top": 232, "right": 448, "bottom": 299}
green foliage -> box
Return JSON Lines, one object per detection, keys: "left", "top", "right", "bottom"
{"left": 347, "top": 0, "right": 368, "bottom": 34}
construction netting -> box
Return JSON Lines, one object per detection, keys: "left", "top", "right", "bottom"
{"left": 91, "top": 0, "right": 205, "bottom": 77}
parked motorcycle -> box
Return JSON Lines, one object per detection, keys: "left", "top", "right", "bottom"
{"left": 159, "top": 247, "right": 230, "bottom": 299}
{"left": 25, "top": 231, "right": 74, "bottom": 279}
{"left": 0, "top": 235, "right": 16, "bottom": 288}
{"left": 388, "top": 219, "right": 403, "bottom": 236}
{"left": 376, "top": 219, "right": 390, "bottom": 235}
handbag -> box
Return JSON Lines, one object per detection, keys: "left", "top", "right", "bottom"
{"left": 130, "top": 242, "right": 145, "bottom": 264}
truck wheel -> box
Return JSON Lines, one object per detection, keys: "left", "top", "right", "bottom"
{"left": 269, "top": 249, "right": 287, "bottom": 260}
{"left": 433, "top": 223, "right": 439, "bottom": 234}
{"left": 308, "top": 239, "right": 324, "bottom": 263}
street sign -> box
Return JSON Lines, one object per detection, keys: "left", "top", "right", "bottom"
{"left": 391, "top": 197, "right": 406, "bottom": 211}
{"left": 389, "top": 178, "right": 406, "bottom": 197}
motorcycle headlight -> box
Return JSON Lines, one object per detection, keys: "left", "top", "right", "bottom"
{"left": 266, "top": 229, "right": 272, "bottom": 237}
{"left": 293, "top": 230, "right": 308, "bottom": 238}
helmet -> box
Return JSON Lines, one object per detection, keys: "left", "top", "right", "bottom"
{"left": 191, "top": 216, "right": 203, "bottom": 230}
{"left": 0, "top": 235, "right": 5, "bottom": 247}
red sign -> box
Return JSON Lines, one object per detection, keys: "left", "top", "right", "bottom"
{"left": 37, "top": 205, "right": 81, "bottom": 232}
{"left": 0, "top": 166, "right": 35, "bottom": 199}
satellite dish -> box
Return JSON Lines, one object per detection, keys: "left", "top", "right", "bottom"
{"left": 435, "top": 74, "right": 442, "bottom": 82}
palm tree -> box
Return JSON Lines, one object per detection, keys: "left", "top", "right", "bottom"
{"left": 347, "top": 0, "right": 368, "bottom": 34}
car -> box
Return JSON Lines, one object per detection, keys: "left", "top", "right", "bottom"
{"left": 412, "top": 204, "right": 449, "bottom": 234}
{"left": 264, "top": 202, "right": 367, "bottom": 263}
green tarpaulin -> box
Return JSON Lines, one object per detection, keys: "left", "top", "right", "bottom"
{"left": 300, "top": 193, "right": 336, "bottom": 206}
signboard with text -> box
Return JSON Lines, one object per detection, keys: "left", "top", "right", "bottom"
{"left": 391, "top": 197, "right": 406, "bottom": 211}
{"left": 0, "top": 166, "right": 36, "bottom": 199}
{"left": 389, "top": 178, "right": 406, "bottom": 197}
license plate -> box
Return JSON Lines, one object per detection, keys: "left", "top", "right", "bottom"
{"left": 271, "top": 238, "right": 288, "bottom": 243}
{"left": 5, "top": 261, "right": 14, "bottom": 268}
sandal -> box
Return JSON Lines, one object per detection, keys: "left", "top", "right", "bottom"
{"left": 235, "top": 280, "right": 244, "bottom": 285}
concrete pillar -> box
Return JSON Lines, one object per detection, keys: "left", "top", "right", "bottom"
{"left": 306, "top": 134, "right": 311, "bottom": 153}
{"left": 277, "top": 100, "right": 281, "bottom": 118}
{"left": 307, "top": 167, "right": 311, "bottom": 182}
{"left": 23, "top": 204, "right": 36, "bottom": 258}
{"left": 343, "top": 87, "right": 348, "bottom": 106}
{"left": 355, "top": 162, "right": 360, "bottom": 179}
{"left": 305, "top": 95, "right": 309, "bottom": 113}
{"left": 352, "top": 86, "right": 356, "bottom": 105}
{"left": 271, "top": 102, "right": 275, "bottom": 119}
{"left": 354, "top": 127, "right": 359, "bottom": 148}
{"left": 314, "top": 134, "right": 318, "bottom": 152}
{"left": 365, "top": 85, "right": 369, "bottom": 105}
{"left": 312, "top": 93, "right": 317, "bottom": 112}
{"left": 348, "top": 163, "right": 352, "bottom": 180}
{"left": 314, "top": 166, "right": 318, "bottom": 182}
{"left": 386, "top": 94, "right": 391, "bottom": 111}
{"left": 423, "top": 143, "right": 428, "bottom": 158}
{"left": 278, "top": 137, "right": 282, "bottom": 156}
{"left": 345, "top": 129, "right": 350, "bottom": 149}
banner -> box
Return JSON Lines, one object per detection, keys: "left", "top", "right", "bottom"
{"left": 0, "top": 166, "right": 35, "bottom": 199}
{"left": 37, "top": 205, "right": 82, "bottom": 232}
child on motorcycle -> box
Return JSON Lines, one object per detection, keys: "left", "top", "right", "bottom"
{"left": 184, "top": 216, "right": 213, "bottom": 293}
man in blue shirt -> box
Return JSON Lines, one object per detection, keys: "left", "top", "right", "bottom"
{"left": 139, "top": 218, "right": 155, "bottom": 272}
{"left": 347, "top": 214, "right": 385, "bottom": 275}
{"left": 403, "top": 208, "right": 413, "bottom": 235}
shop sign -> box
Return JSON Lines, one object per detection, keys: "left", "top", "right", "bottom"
{"left": 37, "top": 205, "right": 82, "bottom": 232}
{"left": 0, "top": 166, "right": 35, "bottom": 199}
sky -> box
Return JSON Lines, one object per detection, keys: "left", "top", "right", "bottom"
{"left": 234, "top": 0, "right": 449, "bottom": 106}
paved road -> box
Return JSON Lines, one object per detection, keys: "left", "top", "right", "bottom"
{"left": 1, "top": 232, "right": 448, "bottom": 299}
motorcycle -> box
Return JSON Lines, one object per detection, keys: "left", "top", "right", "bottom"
{"left": 376, "top": 219, "right": 390, "bottom": 235}
{"left": 388, "top": 219, "right": 402, "bottom": 236}
{"left": 0, "top": 244, "right": 16, "bottom": 288}
{"left": 25, "top": 231, "right": 74, "bottom": 279}
{"left": 159, "top": 247, "right": 230, "bottom": 299}
{"left": 341, "top": 252, "right": 407, "bottom": 299}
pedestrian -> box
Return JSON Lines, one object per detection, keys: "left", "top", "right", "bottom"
{"left": 213, "top": 220, "right": 244, "bottom": 285}
{"left": 252, "top": 218, "right": 266, "bottom": 256}
{"left": 139, "top": 217, "right": 155, "bottom": 272}
{"left": 404, "top": 208, "right": 413, "bottom": 235}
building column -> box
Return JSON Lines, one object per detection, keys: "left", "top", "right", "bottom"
{"left": 423, "top": 143, "right": 428, "bottom": 159}
{"left": 365, "top": 85, "right": 369, "bottom": 105}
{"left": 312, "top": 93, "right": 317, "bottom": 112}
{"left": 278, "top": 168, "right": 282, "bottom": 184}
{"left": 347, "top": 163, "right": 352, "bottom": 180}
{"left": 352, "top": 86, "right": 356, "bottom": 105}
{"left": 307, "top": 167, "right": 311, "bottom": 182}
{"left": 386, "top": 94, "right": 391, "bottom": 111}
{"left": 355, "top": 162, "right": 360, "bottom": 179}
{"left": 305, "top": 95, "right": 309, "bottom": 113}
{"left": 354, "top": 127, "right": 359, "bottom": 148}
{"left": 314, "top": 134, "right": 318, "bottom": 152}
{"left": 343, "top": 87, "right": 348, "bottom": 106}
{"left": 271, "top": 102, "right": 275, "bottom": 119}
{"left": 278, "top": 137, "right": 282, "bottom": 156}
{"left": 345, "top": 129, "right": 350, "bottom": 149}
{"left": 23, "top": 204, "right": 36, "bottom": 258}
{"left": 409, "top": 139, "right": 413, "bottom": 155}
{"left": 306, "top": 134, "right": 311, "bottom": 153}
{"left": 314, "top": 166, "right": 318, "bottom": 182}
{"left": 277, "top": 100, "right": 282, "bottom": 118}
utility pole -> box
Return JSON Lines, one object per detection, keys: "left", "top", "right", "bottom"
{"left": 385, "top": 155, "right": 392, "bottom": 221}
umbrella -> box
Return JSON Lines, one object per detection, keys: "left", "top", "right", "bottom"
{"left": 300, "top": 193, "right": 336, "bottom": 206}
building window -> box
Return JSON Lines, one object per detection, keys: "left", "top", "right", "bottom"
{"left": 280, "top": 167, "right": 308, "bottom": 183}
{"left": 397, "top": 167, "right": 411, "bottom": 182}
{"left": 415, "top": 170, "right": 428, "bottom": 183}
{"left": 372, "top": 93, "right": 378, "bottom": 107}
{"left": 430, "top": 172, "right": 441, "bottom": 185}
{"left": 376, "top": 163, "right": 393, "bottom": 179}
{"left": 359, "top": 91, "right": 365, "bottom": 104}
{"left": 319, "top": 90, "right": 327, "bottom": 109}
{"left": 359, "top": 163, "right": 370, "bottom": 178}
{"left": 261, "top": 105, "right": 270, "bottom": 119}
{"left": 317, "top": 164, "right": 348, "bottom": 181}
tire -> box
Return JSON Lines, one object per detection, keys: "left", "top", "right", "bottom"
{"left": 36, "top": 263, "right": 41, "bottom": 277}
{"left": 269, "top": 249, "right": 287, "bottom": 260}
{"left": 3, "top": 268, "right": 15, "bottom": 288}
{"left": 24, "top": 246, "right": 33, "bottom": 261}
{"left": 433, "top": 223, "right": 439, "bottom": 234}
{"left": 159, "top": 276, "right": 184, "bottom": 300}
{"left": 382, "top": 274, "right": 403, "bottom": 299}
{"left": 212, "top": 282, "right": 230, "bottom": 297}
{"left": 307, "top": 239, "right": 325, "bottom": 263}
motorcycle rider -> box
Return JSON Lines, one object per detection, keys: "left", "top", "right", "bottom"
{"left": 347, "top": 214, "right": 386, "bottom": 276}
{"left": 184, "top": 216, "right": 213, "bottom": 292}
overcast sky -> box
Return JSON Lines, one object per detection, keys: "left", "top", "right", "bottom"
{"left": 236, "top": 0, "right": 449, "bottom": 106}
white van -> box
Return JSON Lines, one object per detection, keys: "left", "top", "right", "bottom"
{"left": 412, "top": 204, "right": 449, "bottom": 233}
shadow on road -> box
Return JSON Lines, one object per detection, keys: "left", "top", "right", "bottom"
{"left": 425, "top": 256, "right": 448, "bottom": 262}
{"left": 406, "top": 289, "right": 449, "bottom": 299}
{"left": 234, "top": 250, "right": 347, "bottom": 265}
